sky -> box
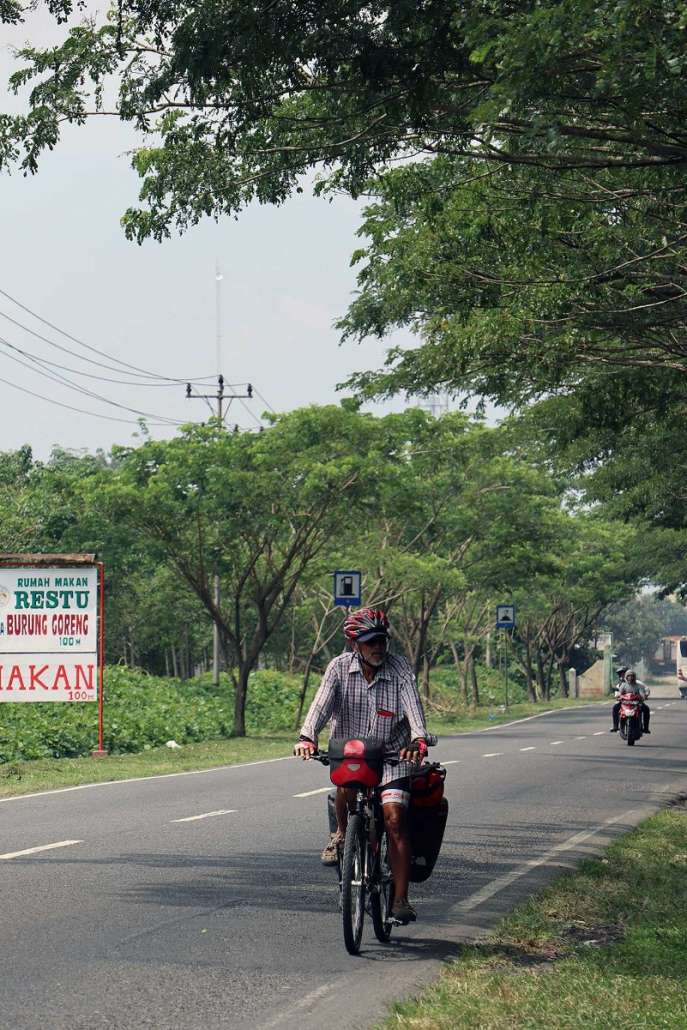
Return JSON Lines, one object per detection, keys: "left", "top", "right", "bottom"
{"left": 0, "top": 8, "right": 418, "bottom": 459}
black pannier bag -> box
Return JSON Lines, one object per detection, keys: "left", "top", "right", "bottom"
{"left": 409, "top": 797, "right": 449, "bottom": 883}
{"left": 327, "top": 789, "right": 337, "bottom": 833}
{"left": 328, "top": 736, "right": 385, "bottom": 788}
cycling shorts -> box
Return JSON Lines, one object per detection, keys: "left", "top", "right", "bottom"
{"left": 379, "top": 776, "right": 410, "bottom": 808}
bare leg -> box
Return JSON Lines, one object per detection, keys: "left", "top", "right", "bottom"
{"left": 335, "top": 786, "right": 356, "bottom": 834}
{"left": 382, "top": 802, "right": 411, "bottom": 904}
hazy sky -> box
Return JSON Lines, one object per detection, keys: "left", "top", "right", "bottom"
{"left": 1, "top": 10, "right": 415, "bottom": 459}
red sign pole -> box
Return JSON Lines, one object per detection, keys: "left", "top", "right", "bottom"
{"left": 91, "top": 561, "right": 108, "bottom": 758}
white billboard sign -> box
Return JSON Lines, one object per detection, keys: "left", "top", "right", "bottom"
{"left": 0, "top": 567, "right": 98, "bottom": 702}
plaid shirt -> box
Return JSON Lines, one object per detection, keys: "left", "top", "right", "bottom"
{"left": 300, "top": 651, "right": 428, "bottom": 786}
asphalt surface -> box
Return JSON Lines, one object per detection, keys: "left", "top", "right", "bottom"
{"left": 2, "top": 689, "right": 687, "bottom": 1030}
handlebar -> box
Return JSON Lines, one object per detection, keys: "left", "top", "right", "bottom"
{"left": 302, "top": 733, "right": 438, "bottom": 766}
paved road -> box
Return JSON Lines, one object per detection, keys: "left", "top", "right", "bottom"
{"left": 1, "top": 693, "right": 686, "bottom": 1030}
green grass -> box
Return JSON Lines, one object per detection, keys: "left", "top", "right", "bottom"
{"left": 382, "top": 805, "right": 687, "bottom": 1029}
{"left": 0, "top": 733, "right": 295, "bottom": 798}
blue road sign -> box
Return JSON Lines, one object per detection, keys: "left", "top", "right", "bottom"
{"left": 333, "top": 570, "right": 361, "bottom": 607}
{"left": 496, "top": 604, "right": 516, "bottom": 630}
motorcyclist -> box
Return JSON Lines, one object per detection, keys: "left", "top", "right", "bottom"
{"left": 294, "top": 607, "right": 429, "bottom": 925}
{"left": 610, "top": 669, "right": 650, "bottom": 733}
{"left": 612, "top": 666, "right": 628, "bottom": 695}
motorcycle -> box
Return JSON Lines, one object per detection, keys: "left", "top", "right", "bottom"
{"left": 618, "top": 691, "right": 644, "bottom": 746}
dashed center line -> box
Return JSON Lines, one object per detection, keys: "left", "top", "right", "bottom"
{"left": 442, "top": 760, "right": 460, "bottom": 765}
{"left": 0, "top": 840, "right": 82, "bottom": 861}
{"left": 293, "top": 787, "right": 331, "bottom": 798}
{"left": 520, "top": 747, "right": 536, "bottom": 752}
{"left": 482, "top": 752, "right": 503, "bottom": 758}
{"left": 171, "top": 809, "right": 237, "bottom": 823}
{"left": 550, "top": 740, "right": 564, "bottom": 746}
{"left": 575, "top": 736, "right": 587, "bottom": 740}
{"left": 593, "top": 731, "right": 605, "bottom": 736}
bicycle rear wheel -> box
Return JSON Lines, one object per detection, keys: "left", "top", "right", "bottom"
{"left": 370, "top": 830, "right": 394, "bottom": 943}
{"left": 341, "top": 813, "right": 366, "bottom": 954}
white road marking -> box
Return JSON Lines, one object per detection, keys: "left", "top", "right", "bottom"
{"left": 442, "top": 759, "right": 461, "bottom": 765}
{"left": 520, "top": 747, "right": 536, "bottom": 752}
{"left": 293, "top": 786, "right": 332, "bottom": 798}
{"left": 171, "top": 809, "right": 237, "bottom": 823}
{"left": 550, "top": 741, "right": 564, "bottom": 746}
{"left": 454, "top": 805, "right": 645, "bottom": 915}
{"left": 260, "top": 984, "right": 335, "bottom": 1029}
{"left": 0, "top": 755, "right": 293, "bottom": 806}
{"left": 482, "top": 752, "right": 503, "bottom": 758}
{"left": 0, "top": 839, "right": 82, "bottom": 861}
{"left": 593, "top": 731, "right": 605, "bottom": 736}
{"left": 575, "top": 736, "right": 587, "bottom": 740}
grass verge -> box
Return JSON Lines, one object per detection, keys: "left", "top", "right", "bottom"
{"left": 0, "top": 697, "right": 602, "bottom": 800}
{"left": 383, "top": 803, "right": 687, "bottom": 1029}
{"left": 0, "top": 733, "right": 294, "bottom": 798}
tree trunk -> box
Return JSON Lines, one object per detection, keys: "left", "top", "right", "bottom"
{"left": 450, "top": 642, "right": 469, "bottom": 705}
{"left": 164, "top": 650, "right": 170, "bottom": 677}
{"left": 485, "top": 632, "right": 492, "bottom": 669}
{"left": 422, "top": 653, "right": 431, "bottom": 700}
{"left": 295, "top": 651, "right": 316, "bottom": 729}
{"left": 470, "top": 655, "right": 480, "bottom": 707}
{"left": 172, "top": 647, "right": 179, "bottom": 679}
{"left": 535, "top": 648, "right": 546, "bottom": 701}
{"left": 233, "top": 662, "right": 250, "bottom": 737}
{"left": 544, "top": 654, "right": 555, "bottom": 701}
{"left": 469, "top": 653, "right": 480, "bottom": 707}
{"left": 523, "top": 636, "right": 537, "bottom": 702}
{"left": 559, "top": 659, "right": 568, "bottom": 698}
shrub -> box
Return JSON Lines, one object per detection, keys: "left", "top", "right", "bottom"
{"left": 0, "top": 666, "right": 303, "bottom": 762}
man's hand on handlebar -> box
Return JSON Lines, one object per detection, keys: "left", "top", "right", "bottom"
{"left": 294, "top": 739, "right": 316, "bottom": 760}
{"left": 400, "top": 738, "right": 428, "bottom": 765}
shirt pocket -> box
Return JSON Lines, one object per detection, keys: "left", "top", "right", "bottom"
{"left": 372, "top": 685, "right": 400, "bottom": 739}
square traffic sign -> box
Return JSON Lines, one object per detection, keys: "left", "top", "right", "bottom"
{"left": 333, "top": 570, "right": 361, "bottom": 607}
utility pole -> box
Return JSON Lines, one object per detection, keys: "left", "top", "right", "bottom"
{"left": 185, "top": 376, "right": 253, "bottom": 428}
{"left": 185, "top": 375, "right": 254, "bottom": 685}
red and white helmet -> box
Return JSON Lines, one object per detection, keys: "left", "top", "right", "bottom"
{"left": 343, "top": 608, "right": 390, "bottom": 643}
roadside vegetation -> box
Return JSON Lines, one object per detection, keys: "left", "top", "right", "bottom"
{"left": 382, "top": 804, "right": 687, "bottom": 1030}
{"left": 0, "top": 409, "right": 668, "bottom": 744}
{"left": 0, "top": 662, "right": 600, "bottom": 798}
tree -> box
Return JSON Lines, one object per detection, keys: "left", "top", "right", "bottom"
{"left": 603, "top": 597, "right": 664, "bottom": 666}
{"left": 83, "top": 407, "right": 397, "bottom": 734}
{"left": 2, "top": 1, "right": 686, "bottom": 241}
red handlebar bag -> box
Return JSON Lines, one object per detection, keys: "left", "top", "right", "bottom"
{"left": 329, "top": 737, "right": 385, "bottom": 788}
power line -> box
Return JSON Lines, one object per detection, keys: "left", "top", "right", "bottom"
{"left": 0, "top": 334, "right": 206, "bottom": 388}
{"left": 0, "top": 285, "right": 217, "bottom": 383}
{"left": 0, "top": 337, "right": 185, "bottom": 425}
{"left": 253, "top": 386, "right": 276, "bottom": 413}
{"left": 0, "top": 371, "right": 178, "bottom": 425}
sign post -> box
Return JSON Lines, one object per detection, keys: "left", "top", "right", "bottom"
{"left": 496, "top": 604, "right": 516, "bottom": 709}
{"left": 0, "top": 553, "right": 106, "bottom": 755}
{"left": 333, "top": 571, "right": 362, "bottom": 608}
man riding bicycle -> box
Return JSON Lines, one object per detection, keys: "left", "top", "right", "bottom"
{"left": 294, "top": 608, "right": 429, "bottom": 925}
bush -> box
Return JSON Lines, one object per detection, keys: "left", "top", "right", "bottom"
{"left": 0, "top": 666, "right": 303, "bottom": 762}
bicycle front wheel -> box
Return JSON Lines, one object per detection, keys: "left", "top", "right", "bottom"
{"left": 370, "top": 830, "right": 394, "bottom": 943}
{"left": 341, "top": 813, "right": 366, "bottom": 955}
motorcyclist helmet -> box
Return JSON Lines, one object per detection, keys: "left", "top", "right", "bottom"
{"left": 343, "top": 608, "right": 390, "bottom": 643}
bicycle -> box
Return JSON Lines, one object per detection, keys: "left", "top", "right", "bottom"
{"left": 311, "top": 741, "right": 396, "bottom": 954}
